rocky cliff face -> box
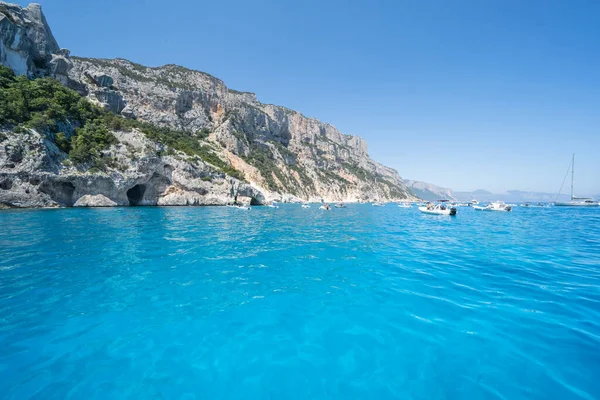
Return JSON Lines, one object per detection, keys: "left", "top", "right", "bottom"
{"left": 0, "top": 2, "right": 71, "bottom": 79}
{"left": 0, "top": 2, "right": 414, "bottom": 208}
{"left": 0, "top": 126, "right": 264, "bottom": 208}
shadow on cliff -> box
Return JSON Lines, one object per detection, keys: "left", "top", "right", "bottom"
{"left": 39, "top": 181, "right": 75, "bottom": 206}
{"left": 126, "top": 165, "right": 173, "bottom": 206}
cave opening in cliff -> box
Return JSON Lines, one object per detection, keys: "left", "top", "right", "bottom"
{"left": 127, "top": 184, "right": 146, "bottom": 206}
{"left": 58, "top": 182, "right": 75, "bottom": 206}
{"left": 250, "top": 197, "right": 262, "bottom": 206}
{"left": 39, "top": 181, "right": 76, "bottom": 206}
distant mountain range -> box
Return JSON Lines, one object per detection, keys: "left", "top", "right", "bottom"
{"left": 405, "top": 180, "right": 592, "bottom": 203}
{"left": 452, "top": 190, "right": 572, "bottom": 203}
{"left": 403, "top": 180, "right": 455, "bottom": 201}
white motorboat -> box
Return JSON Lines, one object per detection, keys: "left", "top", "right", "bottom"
{"left": 418, "top": 200, "right": 457, "bottom": 216}
{"left": 319, "top": 204, "right": 331, "bottom": 211}
{"left": 301, "top": 203, "right": 311, "bottom": 209}
{"left": 554, "top": 154, "right": 599, "bottom": 207}
{"left": 397, "top": 203, "right": 411, "bottom": 208}
{"left": 471, "top": 199, "right": 479, "bottom": 205}
{"left": 335, "top": 203, "right": 347, "bottom": 208}
{"left": 227, "top": 203, "right": 250, "bottom": 210}
{"left": 267, "top": 201, "right": 279, "bottom": 208}
{"left": 372, "top": 202, "right": 385, "bottom": 206}
{"left": 474, "top": 202, "right": 512, "bottom": 212}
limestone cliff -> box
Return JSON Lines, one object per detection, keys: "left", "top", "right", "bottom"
{"left": 0, "top": 2, "right": 414, "bottom": 208}
{"left": 0, "top": 126, "right": 264, "bottom": 208}
{"left": 0, "top": 2, "right": 70, "bottom": 78}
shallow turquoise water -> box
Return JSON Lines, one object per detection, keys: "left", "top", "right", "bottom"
{"left": 1, "top": 205, "right": 599, "bottom": 399}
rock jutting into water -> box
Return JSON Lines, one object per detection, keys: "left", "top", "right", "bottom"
{"left": 0, "top": 2, "right": 416, "bottom": 208}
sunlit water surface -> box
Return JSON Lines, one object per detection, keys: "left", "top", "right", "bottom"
{"left": 1, "top": 205, "right": 599, "bottom": 399}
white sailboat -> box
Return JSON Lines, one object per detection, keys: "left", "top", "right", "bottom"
{"left": 554, "top": 154, "right": 599, "bottom": 207}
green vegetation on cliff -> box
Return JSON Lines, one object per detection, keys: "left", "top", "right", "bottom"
{"left": 0, "top": 66, "right": 243, "bottom": 179}
{"left": 0, "top": 65, "right": 117, "bottom": 167}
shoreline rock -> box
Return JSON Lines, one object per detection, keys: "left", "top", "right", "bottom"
{"left": 0, "top": 2, "right": 418, "bottom": 207}
{"left": 73, "top": 194, "right": 117, "bottom": 207}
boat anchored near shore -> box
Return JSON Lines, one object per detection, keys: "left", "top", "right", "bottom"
{"left": 227, "top": 204, "right": 251, "bottom": 210}
{"left": 419, "top": 200, "right": 457, "bottom": 216}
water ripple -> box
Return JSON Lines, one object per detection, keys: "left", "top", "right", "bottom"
{"left": 0, "top": 205, "right": 599, "bottom": 399}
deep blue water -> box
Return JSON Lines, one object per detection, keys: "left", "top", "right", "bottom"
{"left": 1, "top": 205, "right": 599, "bottom": 399}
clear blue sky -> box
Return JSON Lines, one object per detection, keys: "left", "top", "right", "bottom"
{"left": 19, "top": 0, "right": 600, "bottom": 194}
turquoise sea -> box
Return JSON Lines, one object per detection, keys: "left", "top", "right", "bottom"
{"left": 1, "top": 205, "right": 599, "bottom": 399}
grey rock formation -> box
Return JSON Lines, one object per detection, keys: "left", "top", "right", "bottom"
{"left": 0, "top": 2, "right": 59, "bottom": 76}
{"left": 93, "top": 88, "right": 126, "bottom": 114}
{"left": 66, "top": 58, "right": 413, "bottom": 202}
{"left": 0, "top": 2, "right": 416, "bottom": 208}
{"left": 73, "top": 194, "right": 117, "bottom": 207}
{"left": 0, "top": 128, "right": 265, "bottom": 208}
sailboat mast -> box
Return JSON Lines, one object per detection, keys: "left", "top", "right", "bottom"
{"left": 571, "top": 153, "right": 575, "bottom": 200}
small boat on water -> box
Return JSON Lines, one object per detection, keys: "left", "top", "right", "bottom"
{"left": 371, "top": 179, "right": 386, "bottom": 207}
{"left": 335, "top": 203, "right": 347, "bottom": 208}
{"left": 397, "top": 203, "right": 411, "bottom": 208}
{"left": 227, "top": 203, "right": 250, "bottom": 210}
{"left": 525, "top": 202, "right": 550, "bottom": 208}
{"left": 418, "top": 200, "right": 457, "bottom": 216}
{"left": 471, "top": 199, "right": 479, "bottom": 205}
{"left": 301, "top": 203, "right": 311, "bottom": 209}
{"left": 554, "top": 154, "right": 599, "bottom": 207}
{"left": 267, "top": 201, "right": 279, "bottom": 208}
{"left": 319, "top": 203, "right": 331, "bottom": 211}
{"left": 474, "top": 202, "right": 512, "bottom": 212}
